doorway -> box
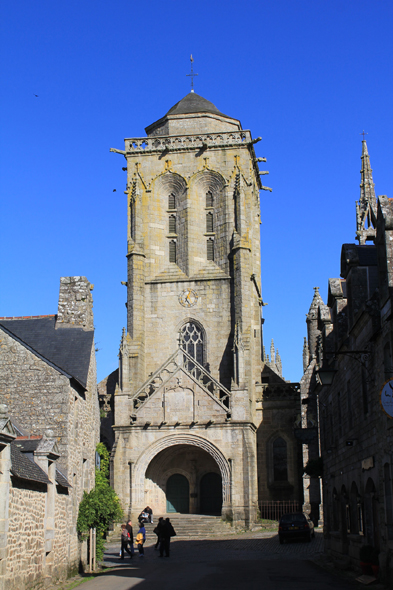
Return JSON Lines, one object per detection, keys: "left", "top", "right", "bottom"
{"left": 166, "top": 474, "right": 190, "bottom": 513}
{"left": 200, "top": 472, "right": 222, "bottom": 514}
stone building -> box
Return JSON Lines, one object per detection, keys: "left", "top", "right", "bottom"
{"left": 301, "top": 141, "right": 393, "bottom": 584}
{"left": 0, "top": 276, "right": 99, "bottom": 590}
{"left": 106, "top": 91, "right": 302, "bottom": 526}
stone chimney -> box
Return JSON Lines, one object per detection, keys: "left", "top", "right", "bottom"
{"left": 56, "top": 276, "right": 94, "bottom": 330}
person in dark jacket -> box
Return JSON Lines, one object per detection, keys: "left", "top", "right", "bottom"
{"left": 153, "top": 517, "right": 163, "bottom": 549}
{"left": 125, "top": 520, "right": 134, "bottom": 557}
{"left": 158, "top": 518, "right": 176, "bottom": 557}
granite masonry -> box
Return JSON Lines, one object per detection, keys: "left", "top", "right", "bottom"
{"left": 301, "top": 141, "right": 393, "bottom": 584}
{"left": 0, "top": 277, "right": 99, "bottom": 590}
{"left": 104, "top": 92, "right": 302, "bottom": 527}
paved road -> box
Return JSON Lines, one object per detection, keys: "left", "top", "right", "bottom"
{"left": 77, "top": 530, "right": 357, "bottom": 590}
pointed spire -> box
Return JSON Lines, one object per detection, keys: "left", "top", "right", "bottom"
{"left": 303, "top": 337, "right": 309, "bottom": 372}
{"left": 276, "top": 349, "right": 282, "bottom": 377}
{"left": 270, "top": 339, "right": 275, "bottom": 365}
{"left": 307, "top": 287, "right": 324, "bottom": 320}
{"left": 356, "top": 139, "right": 378, "bottom": 245}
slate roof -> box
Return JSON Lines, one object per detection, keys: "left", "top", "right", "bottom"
{"left": 166, "top": 92, "right": 231, "bottom": 119}
{"left": 0, "top": 316, "right": 93, "bottom": 389}
{"left": 13, "top": 438, "right": 41, "bottom": 453}
{"left": 56, "top": 467, "right": 72, "bottom": 488}
{"left": 10, "top": 441, "right": 51, "bottom": 485}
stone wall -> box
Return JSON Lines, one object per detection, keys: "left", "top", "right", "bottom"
{"left": 0, "top": 330, "right": 71, "bottom": 472}
{"left": 6, "top": 487, "right": 46, "bottom": 589}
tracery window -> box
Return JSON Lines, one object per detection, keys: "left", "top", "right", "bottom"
{"left": 272, "top": 437, "right": 288, "bottom": 481}
{"left": 168, "top": 193, "right": 176, "bottom": 210}
{"left": 169, "top": 240, "right": 176, "bottom": 263}
{"left": 180, "top": 322, "right": 204, "bottom": 366}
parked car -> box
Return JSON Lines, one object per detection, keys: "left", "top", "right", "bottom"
{"left": 278, "top": 512, "right": 315, "bottom": 544}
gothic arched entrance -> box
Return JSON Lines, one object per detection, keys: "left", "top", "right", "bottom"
{"left": 200, "top": 472, "right": 222, "bottom": 514}
{"left": 166, "top": 474, "right": 189, "bottom": 513}
{"left": 133, "top": 435, "right": 230, "bottom": 515}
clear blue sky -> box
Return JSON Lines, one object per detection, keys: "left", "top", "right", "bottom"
{"left": 1, "top": 1, "right": 392, "bottom": 384}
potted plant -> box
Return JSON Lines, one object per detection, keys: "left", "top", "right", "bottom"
{"left": 359, "top": 545, "right": 374, "bottom": 576}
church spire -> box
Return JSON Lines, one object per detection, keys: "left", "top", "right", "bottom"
{"left": 356, "top": 138, "right": 378, "bottom": 245}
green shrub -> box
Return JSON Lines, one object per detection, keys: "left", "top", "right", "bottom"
{"left": 77, "top": 444, "right": 123, "bottom": 560}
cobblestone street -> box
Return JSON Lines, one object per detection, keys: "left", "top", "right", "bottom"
{"left": 68, "top": 530, "right": 360, "bottom": 590}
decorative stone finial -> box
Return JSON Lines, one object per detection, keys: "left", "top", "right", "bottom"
{"left": 44, "top": 429, "right": 55, "bottom": 439}
{"left": 0, "top": 404, "right": 8, "bottom": 415}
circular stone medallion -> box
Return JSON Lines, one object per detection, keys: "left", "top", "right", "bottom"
{"left": 179, "top": 289, "right": 198, "bottom": 308}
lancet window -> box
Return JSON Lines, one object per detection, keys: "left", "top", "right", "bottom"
{"left": 272, "top": 437, "right": 288, "bottom": 482}
{"left": 169, "top": 215, "right": 176, "bottom": 234}
{"left": 206, "top": 211, "right": 214, "bottom": 233}
{"left": 169, "top": 240, "right": 176, "bottom": 263}
{"left": 168, "top": 193, "right": 176, "bottom": 210}
{"left": 207, "top": 238, "right": 214, "bottom": 261}
{"left": 206, "top": 191, "right": 213, "bottom": 208}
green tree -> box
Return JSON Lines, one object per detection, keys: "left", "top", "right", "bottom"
{"left": 77, "top": 444, "right": 123, "bottom": 560}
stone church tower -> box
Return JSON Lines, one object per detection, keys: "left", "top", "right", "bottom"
{"left": 109, "top": 91, "right": 290, "bottom": 526}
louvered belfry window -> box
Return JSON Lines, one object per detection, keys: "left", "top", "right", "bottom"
{"left": 168, "top": 193, "right": 176, "bottom": 210}
{"left": 206, "top": 212, "right": 213, "bottom": 233}
{"left": 169, "top": 215, "right": 176, "bottom": 234}
{"left": 206, "top": 191, "right": 213, "bottom": 208}
{"left": 169, "top": 240, "right": 176, "bottom": 263}
{"left": 207, "top": 238, "right": 214, "bottom": 261}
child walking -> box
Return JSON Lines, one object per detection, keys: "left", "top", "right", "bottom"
{"left": 136, "top": 523, "right": 146, "bottom": 558}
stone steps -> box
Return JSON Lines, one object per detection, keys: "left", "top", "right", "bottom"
{"left": 107, "top": 514, "right": 235, "bottom": 543}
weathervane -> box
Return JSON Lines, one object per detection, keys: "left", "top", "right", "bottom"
{"left": 186, "top": 54, "right": 198, "bottom": 93}
{"left": 360, "top": 130, "right": 368, "bottom": 141}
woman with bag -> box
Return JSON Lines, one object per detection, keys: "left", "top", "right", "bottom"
{"left": 120, "top": 524, "right": 132, "bottom": 560}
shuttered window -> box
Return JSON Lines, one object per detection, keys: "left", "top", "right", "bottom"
{"left": 168, "top": 194, "right": 176, "bottom": 210}
{"left": 207, "top": 239, "right": 214, "bottom": 261}
{"left": 206, "top": 212, "right": 213, "bottom": 233}
{"left": 206, "top": 191, "right": 213, "bottom": 208}
{"left": 169, "top": 215, "right": 176, "bottom": 234}
{"left": 169, "top": 240, "right": 176, "bottom": 263}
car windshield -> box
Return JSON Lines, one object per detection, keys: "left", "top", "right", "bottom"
{"left": 280, "top": 513, "right": 306, "bottom": 524}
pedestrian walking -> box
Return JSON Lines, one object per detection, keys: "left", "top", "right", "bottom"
{"left": 126, "top": 520, "right": 134, "bottom": 558}
{"left": 159, "top": 517, "right": 176, "bottom": 557}
{"left": 136, "top": 523, "right": 146, "bottom": 557}
{"left": 120, "top": 524, "right": 132, "bottom": 560}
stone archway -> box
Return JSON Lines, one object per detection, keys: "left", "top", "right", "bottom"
{"left": 132, "top": 434, "right": 231, "bottom": 514}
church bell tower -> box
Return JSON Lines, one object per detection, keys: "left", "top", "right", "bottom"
{"left": 110, "top": 90, "right": 270, "bottom": 526}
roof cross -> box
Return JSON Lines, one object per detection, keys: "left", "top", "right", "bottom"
{"left": 186, "top": 54, "right": 198, "bottom": 93}
{"left": 360, "top": 130, "right": 368, "bottom": 141}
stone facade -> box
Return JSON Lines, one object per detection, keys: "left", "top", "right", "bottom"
{"left": 108, "top": 92, "right": 302, "bottom": 527}
{"left": 0, "top": 277, "right": 99, "bottom": 590}
{"left": 301, "top": 141, "right": 393, "bottom": 584}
